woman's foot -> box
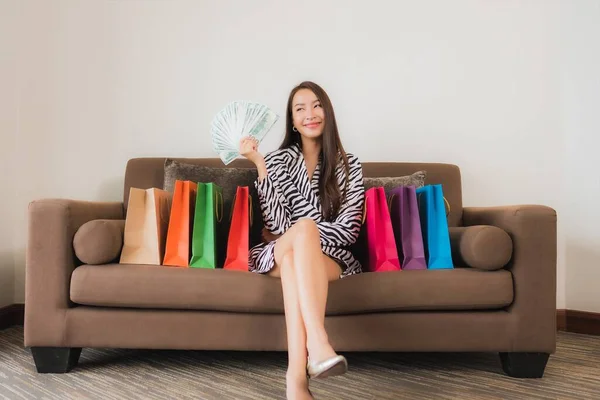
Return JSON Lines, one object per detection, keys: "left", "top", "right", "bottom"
{"left": 307, "top": 340, "right": 338, "bottom": 366}
{"left": 286, "top": 372, "right": 313, "bottom": 400}
{"left": 307, "top": 354, "right": 348, "bottom": 379}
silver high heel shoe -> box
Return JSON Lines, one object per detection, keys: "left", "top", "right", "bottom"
{"left": 307, "top": 355, "right": 348, "bottom": 379}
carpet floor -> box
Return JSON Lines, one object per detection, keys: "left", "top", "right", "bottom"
{"left": 1, "top": 327, "right": 599, "bottom": 399}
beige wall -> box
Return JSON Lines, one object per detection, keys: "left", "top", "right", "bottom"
{"left": 7, "top": 0, "right": 599, "bottom": 310}
{"left": 561, "top": 1, "right": 600, "bottom": 313}
{"left": 0, "top": 0, "right": 18, "bottom": 307}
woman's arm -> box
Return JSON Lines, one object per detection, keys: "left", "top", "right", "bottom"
{"left": 254, "top": 157, "right": 292, "bottom": 235}
{"left": 316, "top": 156, "right": 364, "bottom": 247}
{"left": 240, "top": 137, "right": 292, "bottom": 236}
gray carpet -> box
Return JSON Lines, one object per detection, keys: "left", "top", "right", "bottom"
{"left": 1, "top": 326, "right": 599, "bottom": 399}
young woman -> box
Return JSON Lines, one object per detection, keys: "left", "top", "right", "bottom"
{"left": 240, "top": 81, "right": 364, "bottom": 400}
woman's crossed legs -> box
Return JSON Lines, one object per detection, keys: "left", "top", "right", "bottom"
{"left": 267, "top": 218, "right": 343, "bottom": 399}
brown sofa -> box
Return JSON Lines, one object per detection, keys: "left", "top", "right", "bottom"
{"left": 24, "top": 158, "right": 557, "bottom": 378}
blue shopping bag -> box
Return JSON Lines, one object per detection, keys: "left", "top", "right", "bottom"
{"left": 416, "top": 184, "right": 453, "bottom": 269}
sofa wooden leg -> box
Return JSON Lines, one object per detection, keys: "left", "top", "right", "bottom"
{"left": 499, "top": 352, "right": 550, "bottom": 378}
{"left": 31, "top": 347, "right": 82, "bottom": 373}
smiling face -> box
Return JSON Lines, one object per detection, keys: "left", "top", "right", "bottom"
{"left": 291, "top": 89, "right": 325, "bottom": 140}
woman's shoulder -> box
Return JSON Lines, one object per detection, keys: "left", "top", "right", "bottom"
{"left": 343, "top": 151, "right": 362, "bottom": 170}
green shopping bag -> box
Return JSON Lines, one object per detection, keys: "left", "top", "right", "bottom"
{"left": 190, "top": 183, "right": 223, "bottom": 268}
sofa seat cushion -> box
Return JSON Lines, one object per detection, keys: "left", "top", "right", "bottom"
{"left": 70, "top": 265, "right": 513, "bottom": 315}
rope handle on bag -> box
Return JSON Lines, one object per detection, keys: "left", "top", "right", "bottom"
{"left": 248, "top": 195, "right": 254, "bottom": 227}
{"left": 361, "top": 200, "right": 367, "bottom": 224}
{"left": 443, "top": 197, "right": 451, "bottom": 216}
{"left": 362, "top": 191, "right": 390, "bottom": 224}
{"left": 387, "top": 193, "right": 396, "bottom": 214}
{"left": 417, "top": 192, "right": 451, "bottom": 217}
{"left": 215, "top": 190, "right": 224, "bottom": 222}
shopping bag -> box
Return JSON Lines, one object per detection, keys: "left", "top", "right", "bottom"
{"left": 416, "top": 184, "right": 454, "bottom": 269}
{"left": 120, "top": 188, "right": 172, "bottom": 265}
{"left": 163, "top": 180, "right": 197, "bottom": 267}
{"left": 388, "top": 186, "right": 427, "bottom": 270}
{"left": 190, "top": 183, "right": 223, "bottom": 268}
{"left": 223, "top": 186, "right": 252, "bottom": 271}
{"left": 364, "top": 187, "right": 401, "bottom": 272}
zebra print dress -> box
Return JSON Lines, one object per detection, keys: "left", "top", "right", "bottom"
{"left": 249, "top": 143, "right": 365, "bottom": 278}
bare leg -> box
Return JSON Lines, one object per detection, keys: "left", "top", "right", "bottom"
{"left": 274, "top": 219, "right": 342, "bottom": 365}
{"left": 269, "top": 253, "right": 312, "bottom": 400}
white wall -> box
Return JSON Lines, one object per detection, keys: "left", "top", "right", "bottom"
{"left": 561, "top": 1, "right": 600, "bottom": 313}
{"left": 0, "top": 0, "right": 18, "bottom": 307}
{"left": 5, "top": 0, "right": 587, "bottom": 309}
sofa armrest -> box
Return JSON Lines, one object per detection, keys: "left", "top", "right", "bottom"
{"left": 25, "top": 199, "right": 124, "bottom": 347}
{"left": 463, "top": 205, "right": 557, "bottom": 351}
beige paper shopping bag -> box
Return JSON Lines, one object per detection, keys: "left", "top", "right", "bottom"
{"left": 120, "top": 188, "right": 172, "bottom": 265}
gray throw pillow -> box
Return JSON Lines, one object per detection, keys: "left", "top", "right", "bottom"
{"left": 363, "top": 170, "right": 427, "bottom": 191}
{"left": 164, "top": 159, "right": 258, "bottom": 195}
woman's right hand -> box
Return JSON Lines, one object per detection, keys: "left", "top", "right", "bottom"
{"left": 240, "top": 136, "right": 267, "bottom": 180}
{"left": 239, "top": 136, "right": 262, "bottom": 164}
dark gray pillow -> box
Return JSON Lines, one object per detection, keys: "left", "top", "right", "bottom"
{"left": 163, "top": 159, "right": 263, "bottom": 260}
{"left": 164, "top": 159, "right": 258, "bottom": 196}
{"left": 363, "top": 170, "right": 427, "bottom": 191}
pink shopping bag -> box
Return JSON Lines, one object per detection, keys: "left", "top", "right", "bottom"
{"left": 364, "top": 187, "right": 401, "bottom": 272}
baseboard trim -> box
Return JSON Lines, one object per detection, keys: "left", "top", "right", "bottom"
{"left": 561, "top": 310, "right": 600, "bottom": 336}
{"left": 0, "top": 304, "right": 24, "bottom": 330}
{"left": 557, "top": 309, "right": 600, "bottom": 335}
{"left": 556, "top": 309, "right": 567, "bottom": 331}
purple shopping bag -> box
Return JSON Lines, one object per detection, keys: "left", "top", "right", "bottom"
{"left": 388, "top": 186, "right": 427, "bottom": 270}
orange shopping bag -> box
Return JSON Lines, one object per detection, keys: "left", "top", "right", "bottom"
{"left": 163, "top": 180, "right": 197, "bottom": 267}
{"left": 223, "top": 186, "right": 252, "bottom": 271}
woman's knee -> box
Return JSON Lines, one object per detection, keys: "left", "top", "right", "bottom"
{"left": 275, "top": 219, "right": 319, "bottom": 258}
{"left": 270, "top": 249, "right": 294, "bottom": 278}
{"left": 281, "top": 251, "right": 294, "bottom": 270}
{"left": 274, "top": 247, "right": 294, "bottom": 271}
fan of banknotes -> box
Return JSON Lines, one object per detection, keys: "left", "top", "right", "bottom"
{"left": 211, "top": 101, "right": 279, "bottom": 165}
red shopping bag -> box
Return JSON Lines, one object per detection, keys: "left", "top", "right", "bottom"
{"left": 223, "top": 186, "right": 252, "bottom": 271}
{"left": 364, "top": 187, "right": 401, "bottom": 272}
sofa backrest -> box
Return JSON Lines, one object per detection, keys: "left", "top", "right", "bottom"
{"left": 123, "top": 158, "right": 463, "bottom": 227}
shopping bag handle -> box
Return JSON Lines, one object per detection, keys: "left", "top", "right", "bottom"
{"left": 215, "top": 191, "right": 223, "bottom": 222}
{"left": 417, "top": 192, "right": 451, "bottom": 217}
{"left": 249, "top": 195, "right": 254, "bottom": 227}
{"left": 387, "top": 193, "right": 396, "bottom": 214}
{"left": 361, "top": 201, "right": 367, "bottom": 224}
{"left": 444, "top": 197, "right": 451, "bottom": 216}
